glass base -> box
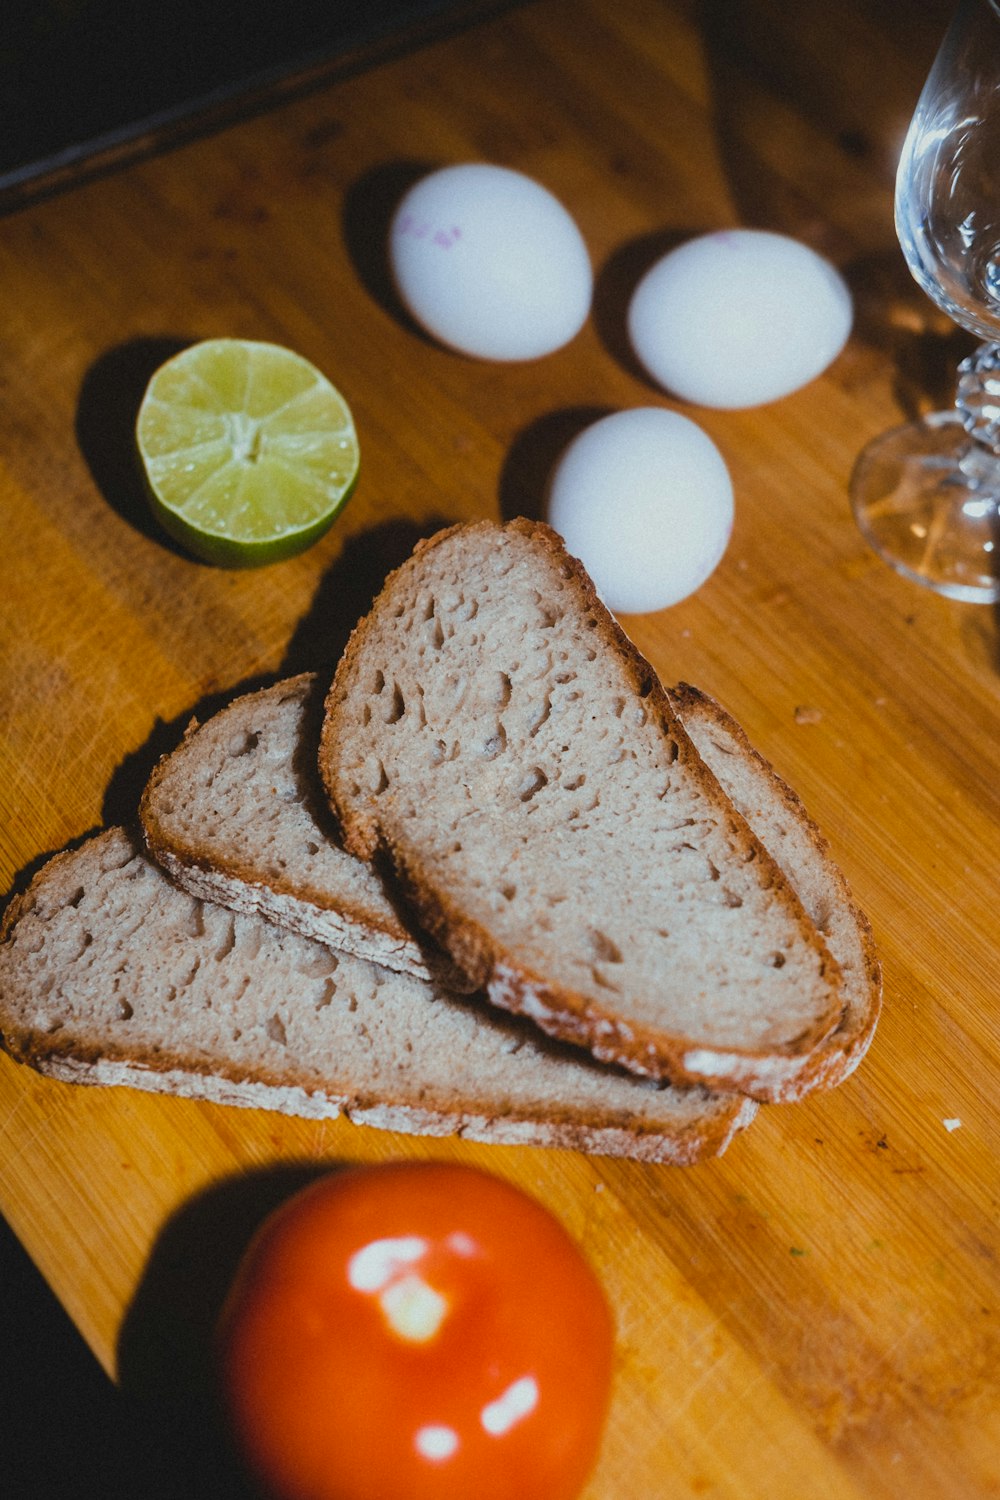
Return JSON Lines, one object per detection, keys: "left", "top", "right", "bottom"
{"left": 850, "top": 411, "right": 1000, "bottom": 603}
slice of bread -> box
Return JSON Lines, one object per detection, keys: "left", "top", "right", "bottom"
{"left": 0, "top": 828, "right": 756, "bottom": 1164}
{"left": 143, "top": 667, "right": 875, "bottom": 1102}
{"left": 667, "top": 684, "right": 881, "bottom": 1101}
{"left": 140, "top": 668, "right": 877, "bottom": 1101}
{"left": 320, "top": 518, "right": 847, "bottom": 1102}
{"left": 140, "top": 674, "right": 471, "bottom": 991}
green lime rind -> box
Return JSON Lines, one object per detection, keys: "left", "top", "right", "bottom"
{"left": 143, "top": 463, "right": 359, "bottom": 568}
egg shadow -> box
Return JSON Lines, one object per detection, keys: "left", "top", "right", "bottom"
{"left": 498, "top": 406, "right": 613, "bottom": 523}
{"left": 75, "top": 335, "right": 197, "bottom": 552}
{"left": 341, "top": 158, "right": 440, "bottom": 342}
{"left": 592, "top": 227, "right": 703, "bottom": 391}
{"left": 116, "top": 1162, "right": 345, "bottom": 1499}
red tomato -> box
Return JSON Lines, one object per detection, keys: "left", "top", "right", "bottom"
{"left": 217, "top": 1161, "right": 614, "bottom": 1500}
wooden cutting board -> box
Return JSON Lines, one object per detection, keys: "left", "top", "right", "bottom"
{"left": 3, "top": 0, "right": 998, "bottom": 1495}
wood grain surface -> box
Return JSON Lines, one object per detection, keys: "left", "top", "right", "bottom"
{"left": 3, "top": 1, "right": 998, "bottom": 1496}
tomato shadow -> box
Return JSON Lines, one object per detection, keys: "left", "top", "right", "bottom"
{"left": 116, "top": 1161, "right": 345, "bottom": 1499}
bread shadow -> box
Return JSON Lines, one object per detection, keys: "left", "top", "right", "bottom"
{"left": 4, "top": 681, "right": 281, "bottom": 914}
{"left": 280, "top": 513, "right": 452, "bottom": 673}
{"left": 0, "top": 514, "right": 457, "bottom": 929}
{"left": 275, "top": 667, "right": 463, "bottom": 969}
{"left": 1, "top": 825, "right": 111, "bottom": 914}
{"left": 116, "top": 1162, "right": 344, "bottom": 1499}
{"left": 100, "top": 676, "right": 284, "bottom": 835}
{"left": 98, "top": 514, "right": 449, "bottom": 834}
{"left": 278, "top": 519, "right": 453, "bottom": 917}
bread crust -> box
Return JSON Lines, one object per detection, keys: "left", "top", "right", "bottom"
{"left": 667, "top": 683, "right": 881, "bottom": 1101}
{"left": 320, "top": 518, "right": 848, "bottom": 1101}
{"left": 24, "top": 1055, "right": 758, "bottom": 1165}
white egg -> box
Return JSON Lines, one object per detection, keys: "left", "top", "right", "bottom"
{"left": 389, "top": 164, "right": 592, "bottom": 361}
{"left": 627, "top": 229, "right": 853, "bottom": 409}
{"left": 546, "top": 408, "right": 733, "bottom": 613}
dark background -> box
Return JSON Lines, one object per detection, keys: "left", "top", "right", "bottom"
{"left": 1, "top": 0, "right": 482, "bottom": 199}
{"left": 0, "top": 1211, "right": 171, "bottom": 1500}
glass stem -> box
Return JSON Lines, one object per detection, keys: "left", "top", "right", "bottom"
{"left": 955, "top": 343, "right": 1000, "bottom": 491}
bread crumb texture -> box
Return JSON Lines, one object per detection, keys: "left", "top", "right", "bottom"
{"left": 142, "top": 676, "right": 402, "bottom": 928}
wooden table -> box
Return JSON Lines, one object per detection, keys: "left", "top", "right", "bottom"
{"left": 3, "top": 0, "right": 998, "bottom": 1494}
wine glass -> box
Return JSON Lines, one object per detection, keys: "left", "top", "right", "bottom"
{"left": 851, "top": 0, "right": 1000, "bottom": 603}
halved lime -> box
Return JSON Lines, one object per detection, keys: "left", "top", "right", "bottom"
{"left": 136, "top": 338, "right": 360, "bottom": 567}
